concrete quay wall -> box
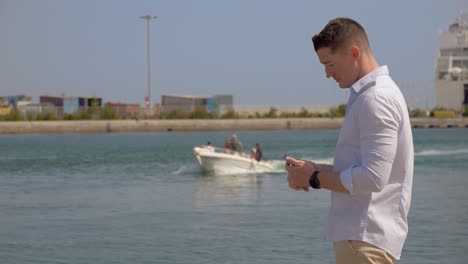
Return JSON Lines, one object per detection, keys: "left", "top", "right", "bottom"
{"left": 410, "top": 118, "right": 468, "bottom": 128}
{"left": 0, "top": 118, "right": 466, "bottom": 134}
{"left": 0, "top": 119, "right": 342, "bottom": 134}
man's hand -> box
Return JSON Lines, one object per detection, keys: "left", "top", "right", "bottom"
{"left": 284, "top": 156, "right": 317, "bottom": 192}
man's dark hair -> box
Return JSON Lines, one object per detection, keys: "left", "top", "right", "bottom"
{"left": 312, "top": 17, "right": 370, "bottom": 53}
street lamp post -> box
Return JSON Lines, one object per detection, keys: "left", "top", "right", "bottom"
{"left": 140, "top": 15, "right": 157, "bottom": 115}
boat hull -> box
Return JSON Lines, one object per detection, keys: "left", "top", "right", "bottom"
{"left": 193, "top": 147, "right": 274, "bottom": 174}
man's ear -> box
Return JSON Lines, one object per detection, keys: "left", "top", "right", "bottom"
{"left": 350, "top": 46, "right": 360, "bottom": 61}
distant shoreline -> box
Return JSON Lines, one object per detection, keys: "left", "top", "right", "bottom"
{"left": 0, "top": 118, "right": 466, "bottom": 134}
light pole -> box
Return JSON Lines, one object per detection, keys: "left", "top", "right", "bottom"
{"left": 140, "top": 15, "right": 157, "bottom": 115}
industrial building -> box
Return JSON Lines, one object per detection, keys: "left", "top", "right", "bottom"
{"left": 40, "top": 95, "right": 102, "bottom": 115}
{"left": 0, "top": 95, "right": 32, "bottom": 116}
{"left": 105, "top": 102, "right": 141, "bottom": 118}
{"left": 161, "top": 94, "right": 233, "bottom": 116}
{"left": 21, "top": 103, "right": 58, "bottom": 118}
{"left": 0, "top": 95, "right": 32, "bottom": 108}
{"left": 435, "top": 10, "right": 468, "bottom": 112}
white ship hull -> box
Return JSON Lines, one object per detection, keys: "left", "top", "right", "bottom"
{"left": 193, "top": 146, "right": 274, "bottom": 174}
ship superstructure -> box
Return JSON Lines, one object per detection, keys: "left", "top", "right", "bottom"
{"left": 435, "top": 10, "right": 468, "bottom": 112}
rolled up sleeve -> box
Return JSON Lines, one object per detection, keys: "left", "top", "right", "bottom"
{"left": 340, "top": 167, "right": 354, "bottom": 193}
{"left": 348, "top": 95, "right": 401, "bottom": 195}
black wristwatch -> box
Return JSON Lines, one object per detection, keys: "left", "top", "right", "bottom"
{"left": 309, "top": 171, "right": 321, "bottom": 189}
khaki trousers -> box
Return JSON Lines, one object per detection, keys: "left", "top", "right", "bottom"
{"left": 333, "top": 240, "right": 395, "bottom": 264}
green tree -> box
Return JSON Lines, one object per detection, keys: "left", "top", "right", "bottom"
{"left": 90, "top": 97, "right": 100, "bottom": 119}
{"left": 279, "top": 111, "right": 295, "bottom": 118}
{"left": 43, "top": 112, "right": 57, "bottom": 120}
{"left": 2, "top": 110, "right": 23, "bottom": 121}
{"left": 192, "top": 106, "right": 213, "bottom": 119}
{"left": 329, "top": 104, "right": 347, "bottom": 117}
{"left": 409, "top": 108, "right": 427, "bottom": 117}
{"left": 160, "top": 109, "right": 190, "bottom": 119}
{"left": 220, "top": 109, "right": 240, "bottom": 119}
{"left": 101, "top": 105, "right": 117, "bottom": 120}
{"left": 263, "top": 107, "right": 278, "bottom": 118}
{"left": 297, "top": 107, "right": 310, "bottom": 117}
{"left": 337, "top": 104, "right": 347, "bottom": 117}
{"left": 64, "top": 113, "right": 77, "bottom": 120}
{"left": 79, "top": 109, "right": 92, "bottom": 120}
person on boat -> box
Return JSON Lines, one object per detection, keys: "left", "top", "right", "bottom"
{"left": 229, "top": 134, "right": 243, "bottom": 154}
{"left": 224, "top": 140, "right": 232, "bottom": 153}
{"left": 204, "top": 141, "right": 214, "bottom": 152}
{"left": 250, "top": 147, "right": 257, "bottom": 159}
{"left": 254, "top": 143, "right": 262, "bottom": 162}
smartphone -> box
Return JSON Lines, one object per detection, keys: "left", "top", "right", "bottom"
{"left": 283, "top": 155, "right": 293, "bottom": 166}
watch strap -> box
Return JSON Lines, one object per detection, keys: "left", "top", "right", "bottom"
{"left": 309, "top": 171, "right": 321, "bottom": 189}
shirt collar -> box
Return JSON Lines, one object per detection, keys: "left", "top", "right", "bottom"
{"left": 350, "top": 65, "right": 389, "bottom": 94}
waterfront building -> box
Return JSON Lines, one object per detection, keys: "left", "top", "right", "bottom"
{"left": 40, "top": 95, "right": 103, "bottom": 115}
{"left": 0, "top": 95, "right": 32, "bottom": 116}
{"left": 21, "top": 103, "right": 58, "bottom": 119}
{"left": 0, "top": 97, "right": 10, "bottom": 116}
{"left": 0, "top": 104, "right": 12, "bottom": 116}
{"left": 435, "top": 10, "right": 468, "bottom": 112}
{"left": 0, "top": 95, "right": 32, "bottom": 109}
{"left": 161, "top": 94, "right": 233, "bottom": 116}
{"left": 105, "top": 102, "right": 141, "bottom": 118}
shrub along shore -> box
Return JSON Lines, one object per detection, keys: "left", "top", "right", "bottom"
{"left": 0, "top": 118, "right": 466, "bottom": 134}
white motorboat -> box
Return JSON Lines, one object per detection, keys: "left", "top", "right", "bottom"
{"left": 193, "top": 146, "right": 274, "bottom": 174}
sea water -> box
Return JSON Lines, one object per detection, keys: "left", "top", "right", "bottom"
{"left": 0, "top": 128, "right": 467, "bottom": 263}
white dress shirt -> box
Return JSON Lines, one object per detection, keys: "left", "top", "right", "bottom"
{"left": 326, "top": 66, "right": 414, "bottom": 260}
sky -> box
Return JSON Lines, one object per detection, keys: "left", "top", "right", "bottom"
{"left": 1, "top": 0, "right": 467, "bottom": 109}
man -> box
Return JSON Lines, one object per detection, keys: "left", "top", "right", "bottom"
{"left": 205, "top": 141, "right": 215, "bottom": 152}
{"left": 229, "top": 134, "right": 243, "bottom": 153}
{"left": 285, "top": 17, "right": 414, "bottom": 263}
{"left": 254, "top": 143, "right": 262, "bottom": 162}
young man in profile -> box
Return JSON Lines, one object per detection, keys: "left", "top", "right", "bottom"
{"left": 285, "top": 17, "right": 414, "bottom": 263}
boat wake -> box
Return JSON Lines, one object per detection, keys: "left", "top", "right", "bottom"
{"left": 267, "top": 156, "right": 335, "bottom": 173}
{"left": 171, "top": 164, "right": 200, "bottom": 175}
{"left": 415, "top": 148, "right": 468, "bottom": 156}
